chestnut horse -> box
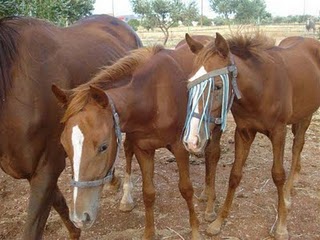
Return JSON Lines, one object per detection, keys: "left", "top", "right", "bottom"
{"left": 52, "top": 36, "right": 214, "bottom": 239}
{"left": 0, "top": 15, "right": 141, "bottom": 239}
{"left": 183, "top": 32, "right": 320, "bottom": 239}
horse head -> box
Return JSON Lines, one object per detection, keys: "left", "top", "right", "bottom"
{"left": 183, "top": 33, "right": 238, "bottom": 153}
{"left": 52, "top": 84, "right": 120, "bottom": 229}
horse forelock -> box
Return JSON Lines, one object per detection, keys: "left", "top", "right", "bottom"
{"left": 62, "top": 45, "right": 164, "bottom": 123}
{"left": 196, "top": 32, "right": 275, "bottom": 65}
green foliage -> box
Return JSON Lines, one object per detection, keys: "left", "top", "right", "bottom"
{"left": 0, "top": 0, "right": 94, "bottom": 26}
{"left": 181, "top": 1, "right": 199, "bottom": 26}
{"left": 131, "top": 0, "right": 198, "bottom": 45}
{"left": 212, "top": 16, "right": 227, "bottom": 26}
{"left": 208, "top": 0, "right": 270, "bottom": 25}
{"left": 128, "top": 19, "right": 140, "bottom": 31}
{"left": 199, "top": 15, "right": 213, "bottom": 26}
{"left": 234, "top": 0, "right": 268, "bottom": 24}
{"left": 208, "top": 0, "right": 237, "bottom": 20}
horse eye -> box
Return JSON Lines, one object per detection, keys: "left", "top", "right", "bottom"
{"left": 98, "top": 143, "right": 108, "bottom": 153}
{"left": 214, "top": 85, "right": 222, "bottom": 90}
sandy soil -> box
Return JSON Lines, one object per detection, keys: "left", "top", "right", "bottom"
{"left": 0, "top": 109, "right": 319, "bottom": 240}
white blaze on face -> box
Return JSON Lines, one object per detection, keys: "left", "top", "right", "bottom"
{"left": 187, "top": 66, "right": 208, "bottom": 151}
{"left": 71, "top": 125, "right": 84, "bottom": 207}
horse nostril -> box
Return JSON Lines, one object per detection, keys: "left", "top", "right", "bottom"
{"left": 83, "top": 212, "right": 91, "bottom": 223}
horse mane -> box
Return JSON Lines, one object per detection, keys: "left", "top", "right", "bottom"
{"left": 196, "top": 32, "right": 275, "bottom": 65}
{"left": 0, "top": 16, "right": 53, "bottom": 105}
{"left": 0, "top": 17, "right": 22, "bottom": 103}
{"left": 228, "top": 32, "right": 275, "bottom": 61}
{"left": 62, "top": 45, "right": 164, "bottom": 122}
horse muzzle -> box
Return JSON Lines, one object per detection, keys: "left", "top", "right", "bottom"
{"left": 70, "top": 211, "right": 95, "bottom": 229}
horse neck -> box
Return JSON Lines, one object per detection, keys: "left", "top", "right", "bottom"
{"left": 231, "top": 55, "right": 264, "bottom": 112}
{"left": 170, "top": 47, "right": 196, "bottom": 76}
{"left": 105, "top": 83, "right": 148, "bottom": 133}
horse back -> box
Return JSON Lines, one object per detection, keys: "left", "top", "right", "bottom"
{"left": 270, "top": 37, "right": 320, "bottom": 123}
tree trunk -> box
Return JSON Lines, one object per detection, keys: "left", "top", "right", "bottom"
{"left": 160, "top": 27, "right": 169, "bottom": 46}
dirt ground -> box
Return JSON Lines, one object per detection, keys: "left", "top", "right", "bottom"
{"left": 0, "top": 109, "right": 319, "bottom": 240}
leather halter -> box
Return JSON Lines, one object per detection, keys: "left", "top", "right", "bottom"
{"left": 70, "top": 95, "right": 122, "bottom": 188}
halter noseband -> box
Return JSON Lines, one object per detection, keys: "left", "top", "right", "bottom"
{"left": 70, "top": 95, "right": 122, "bottom": 188}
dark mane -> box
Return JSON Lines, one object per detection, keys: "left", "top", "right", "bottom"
{"left": 0, "top": 16, "right": 53, "bottom": 104}
{"left": 0, "top": 17, "right": 21, "bottom": 103}
{"left": 228, "top": 32, "right": 275, "bottom": 60}
{"left": 196, "top": 32, "right": 275, "bottom": 65}
{"left": 62, "top": 45, "right": 164, "bottom": 122}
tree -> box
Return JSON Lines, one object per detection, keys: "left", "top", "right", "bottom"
{"left": 234, "top": 0, "right": 268, "bottom": 24}
{"left": 0, "top": 0, "right": 94, "bottom": 26}
{"left": 128, "top": 19, "right": 140, "bottom": 31}
{"left": 208, "top": 0, "right": 237, "bottom": 22}
{"left": 208, "top": 0, "right": 271, "bottom": 25}
{"left": 131, "top": 0, "right": 198, "bottom": 45}
{"left": 181, "top": 1, "right": 199, "bottom": 26}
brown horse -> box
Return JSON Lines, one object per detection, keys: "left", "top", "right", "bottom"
{"left": 52, "top": 36, "right": 214, "bottom": 239}
{"left": 0, "top": 15, "right": 141, "bottom": 239}
{"left": 183, "top": 32, "right": 320, "bottom": 239}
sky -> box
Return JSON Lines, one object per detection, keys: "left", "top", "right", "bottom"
{"left": 93, "top": 0, "right": 320, "bottom": 18}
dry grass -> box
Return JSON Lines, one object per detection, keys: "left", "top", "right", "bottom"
{"left": 136, "top": 23, "right": 319, "bottom": 47}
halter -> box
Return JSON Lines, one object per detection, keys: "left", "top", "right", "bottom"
{"left": 183, "top": 56, "right": 241, "bottom": 146}
{"left": 70, "top": 95, "right": 122, "bottom": 188}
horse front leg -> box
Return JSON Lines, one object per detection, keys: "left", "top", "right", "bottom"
{"left": 207, "top": 127, "right": 256, "bottom": 236}
{"left": 119, "top": 136, "right": 135, "bottom": 212}
{"left": 269, "top": 125, "right": 289, "bottom": 240}
{"left": 52, "top": 186, "right": 81, "bottom": 240}
{"left": 170, "top": 142, "right": 201, "bottom": 240}
{"left": 24, "top": 164, "right": 59, "bottom": 239}
{"left": 284, "top": 115, "right": 312, "bottom": 209}
{"left": 201, "top": 125, "right": 222, "bottom": 222}
{"left": 134, "top": 147, "right": 156, "bottom": 240}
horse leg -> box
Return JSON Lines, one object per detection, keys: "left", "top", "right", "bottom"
{"left": 134, "top": 147, "right": 156, "bottom": 240}
{"left": 284, "top": 115, "right": 312, "bottom": 209}
{"left": 170, "top": 142, "right": 200, "bottom": 240}
{"left": 119, "top": 136, "right": 135, "bottom": 212}
{"left": 207, "top": 127, "right": 256, "bottom": 236}
{"left": 24, "top": 167, "right": 59, "bottom": 239}
{"left": 52, "top": 186, "right": 81, "bottom": 239}
{"left": 269, "top": 125, "right": 288, "bottom": 240}
{"left": 201, "top": 126, "right": 222, "bottom": 222}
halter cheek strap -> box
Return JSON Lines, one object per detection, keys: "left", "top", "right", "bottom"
{"left": 70, "top": 95, "right": 122, "bottom": 188}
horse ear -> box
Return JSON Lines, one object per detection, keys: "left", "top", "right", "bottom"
{"left": 89, "top": 85, "right": 109, "bottom": 108}
{"left": 185, "top": 33, "right": 204, "bottom": 54}
{"left": 215, "top": 32, "right": 229, "bottom": 58}
{"left": 51, "top": 84, "right": 72, "bottom": 107}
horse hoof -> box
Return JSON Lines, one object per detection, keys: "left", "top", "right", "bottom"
{"left": 119, "top": 201, "right": 135, "bottom": 212}
{"left": 204, "top": 211, "right": 216, "bottom": 222}
{"left": 206, "top": 220, "right": 221, "bottom": 236}
{"left": 274, "top": 230, "right": 289, "bottom": 240}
